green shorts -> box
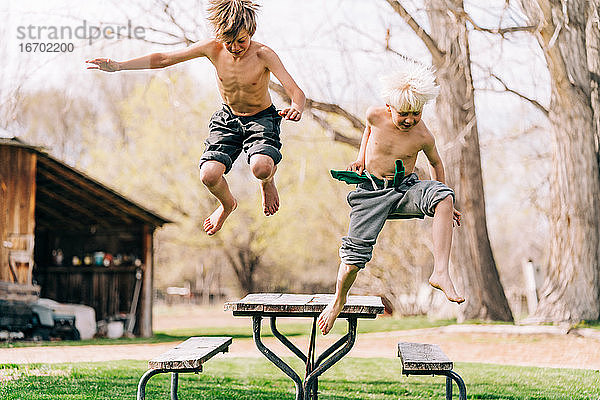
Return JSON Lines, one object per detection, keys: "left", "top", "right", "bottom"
{"left": 199, "top": 104, "right": 283, "bottom": 173}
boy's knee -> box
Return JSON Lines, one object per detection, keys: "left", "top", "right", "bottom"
{"left": 441, "top": 195, "right": 454, "bottom": 206}
{"left": 250, "top": 156, "right": 274, "bottom": 180}
{"left": 434, "top": 195, "right": 454, "bottom": 212}
{"left": 341, "top": 263, "right": 361, "bottom": 275}
{"left": 200, "top": 162, "right": 225, "bottom": 187}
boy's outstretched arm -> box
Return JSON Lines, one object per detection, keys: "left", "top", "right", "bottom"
{"left": 259, "top": 47, "right": 305, "bottom": 121}
{"left": 86, "top": 40, "right": 213, "bottom": 72}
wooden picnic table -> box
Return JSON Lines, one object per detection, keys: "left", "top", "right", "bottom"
{"left": 224, "top": 293, "right": 384, "bottom": 400}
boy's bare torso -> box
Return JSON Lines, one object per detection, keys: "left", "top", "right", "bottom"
{"left": 365, "top": 106, "right": 433, "bottom": 179}
{"left": 205, "top": 40, "right": 272, "bottom": 116}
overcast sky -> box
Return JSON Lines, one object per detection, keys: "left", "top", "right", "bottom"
{"left": 2, "top": 0, "right": 549, "bottom": 136}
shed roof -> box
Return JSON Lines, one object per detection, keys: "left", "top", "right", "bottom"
{"left": 1, "top": 137, "right": 171, "bottom": 230}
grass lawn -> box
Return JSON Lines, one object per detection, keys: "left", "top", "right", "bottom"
{"left": 1, "top": 358, "right": 598, "bottom": 399}
{"left": 0, "top": 315, "right": 456, "bottom": 348}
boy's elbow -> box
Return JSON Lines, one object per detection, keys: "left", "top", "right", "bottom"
{"left": 296, "top": 89, "right": 306, "bottom": 106}
{"left": 150, "top": 53, "right": 169, "bottom": 69}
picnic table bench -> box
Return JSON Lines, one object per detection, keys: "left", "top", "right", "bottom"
{"left": 398, "top": 342, "right": 467, "bottom": 400}
{"left": 136, "top": 336, "right": 232, "bottom": 400}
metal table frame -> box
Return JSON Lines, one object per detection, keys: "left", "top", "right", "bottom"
{"left": 241, "top": 313, "right": 361, "bottom": 400}
{"left": 402, "top": 369, "right": 467, "bottom": 400}
{"left": 137, "top": 368, "right": 198, "bottom": 400}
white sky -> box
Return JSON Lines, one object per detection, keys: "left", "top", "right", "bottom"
{"left": 2, "top": 0, "right": 549, "bottom": 135}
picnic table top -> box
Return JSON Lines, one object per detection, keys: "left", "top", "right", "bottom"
{"left": 224, "top": 293, "right": 384, "bottom": 318}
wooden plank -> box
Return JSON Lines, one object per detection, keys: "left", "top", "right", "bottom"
{"left": 37, "top": 186, "right": 101, "bottom": 221}
{"left": 140, "top": 225, "right": 153, "bottom": 337}
{"left": 303, "top": 294, "right": 333, "bottom": 313}
{"left": 0, "top": 282, "right": 40, "bottom": 302}
{"left": 0, "top": 147, "right": 36, "bottom": 284}
{"left": 36, "top": 167, "right": 133, "bottom": 224}
{"left": 303, "top": 294, "right": 385, "bottom": 315}
{"left": 224, "top": 293, "right": 281, "bottom": 312}
{"left": 398, "top": 342, "right": 453, "bottom": 371}
{"left": 34, "top": 201, "right": 89, "bottom": 229}
{"left": 37, "top": 156, "right": 167, "bottom": 226}
{"left": 148, "top": 337, "right": 232, "bottom": 370}
{"left": 225, "top": 293, "right": 384, "bottom": 316}
{"left": 343, "top": 295, "right": 385, "bottom": 314}
{"left": 263, "top": 293, "right": 313, "bottom": 313}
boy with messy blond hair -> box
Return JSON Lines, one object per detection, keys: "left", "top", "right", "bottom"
{"left": 318, "top": 61, "right": 464, "bottom": 335}
{"left": 87, "top": 0, "right": 305, "bottom": 235}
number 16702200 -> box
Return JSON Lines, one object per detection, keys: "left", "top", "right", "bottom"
{"left": 19, "top": 42, "right": 74, "bottom": 53}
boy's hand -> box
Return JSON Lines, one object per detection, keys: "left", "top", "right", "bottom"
{"left": 453, "top": 208, "right": 461, "bottom": 227}
{"left": 86, "top": 58, "right": 120, "bottom": 72}
{"left": 347, "top": 160, "right": 365, "bottom": 175}
{"left": 278, "top": 106, "right": 302, "bottom": 121}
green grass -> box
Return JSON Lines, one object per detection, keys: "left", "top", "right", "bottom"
{"left": 0, "top": 316, "right": 455, "bottom": 348}
{"left": 1, "top": 358, "right": 598, "bottom": 399}
{"left": 573, "top": 320, "right": 600, "bottom": 330}
{"left": 162, "top": 315, "right": 456, "bottom": 337}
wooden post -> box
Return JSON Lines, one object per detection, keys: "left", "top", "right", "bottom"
{"left": 0, "top": 146, "right": 37, "bottom": 284}
{"left": 140, "top": 224, "right": 154, "bottom": 337}
{"left": 522, "top": 259, "right": 539, "bottom": 316}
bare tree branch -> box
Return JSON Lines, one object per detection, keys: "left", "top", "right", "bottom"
{"left": 384, "top": 0, "right": 445, "bottom": 63}
{"left": 490, "top": 73, "right": 549, "bottom": 115}
{"left": 157, "top": 0, "right": 196, "bottom": 45}
{"left": 268, "top": 81, "right": 363, "bottom": 148}
{"left": 143, "top": 26, "right": 188, "bottom": 41}
{"left": 269, "top": 82, "right": 365, "bottom": 131}
{"left": 307, "top": 112, "right": 361, "bottom": 148}
{"left": 460, "top": 11, "right": 538, "bottom": 36}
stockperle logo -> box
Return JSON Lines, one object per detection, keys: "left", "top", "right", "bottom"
{"left": 16, "top": 20, "right": 146, "bottom": 45}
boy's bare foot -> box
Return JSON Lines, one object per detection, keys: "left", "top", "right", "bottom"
{"left": 429, "top": 271, "right": 465, "bottom": 303}
{"left": 203, "top": 199, "right": 237, "bottom": 235}
{"left": 317, "top": 300, "right": 344, "bottom": 335}
{"left": 260, "top": 179, "right": 279, "bottom": 216}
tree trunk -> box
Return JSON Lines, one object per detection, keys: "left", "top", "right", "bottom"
{"left": 519, "top": 0, "right": 600, "bottom": 322}
{"left": 425, "top": 0, "right": 513, "bottom": 321}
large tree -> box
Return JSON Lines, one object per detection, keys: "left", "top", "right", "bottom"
{"left": 517, "top": 0, "right": 600, "bottom": 322}
{"left": 383, "top": 0, "right": 514, "bottom": 321}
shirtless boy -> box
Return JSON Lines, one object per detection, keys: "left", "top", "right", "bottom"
{"left": 318, "top": 61, "right": 464, "bottom": 335}
{"left": 87, "top": 0, "right": 305, "bottom": 235}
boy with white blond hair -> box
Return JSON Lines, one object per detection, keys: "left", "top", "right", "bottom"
{"left": 87, "top": 0, "right": 305, "bottom": 235}
{"left": 318, "top": 61, "right": 464, "bottom": 335}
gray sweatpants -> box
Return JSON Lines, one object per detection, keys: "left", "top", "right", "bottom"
{"left": 339, "top": 175, "right": 455, "bottom": 268}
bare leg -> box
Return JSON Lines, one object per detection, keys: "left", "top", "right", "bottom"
{"left": 318, "top": 263, "right": 360, "bottom": 335}
{"left": 249, "top": 154, "right": 279, "bottom": 216}
{"left": 429, "top": 196, "right": 464, "bottom": 303}
{"left": 200, "top": 161, "right": 237, "bottom": 235}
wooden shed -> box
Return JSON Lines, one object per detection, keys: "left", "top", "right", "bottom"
{"left": 0, "top": 137, "right": 170, "bottom": 337}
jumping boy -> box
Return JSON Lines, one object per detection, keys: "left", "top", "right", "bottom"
{"left": 318, "top": 61, "right": 464, "bottom": 335}
{"left": 87, "top": 0, "right": 305, "bottom": 235}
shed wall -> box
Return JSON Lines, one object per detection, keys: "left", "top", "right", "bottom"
{"left": 0, "top": 147, "right": 36, "bottom": 284}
